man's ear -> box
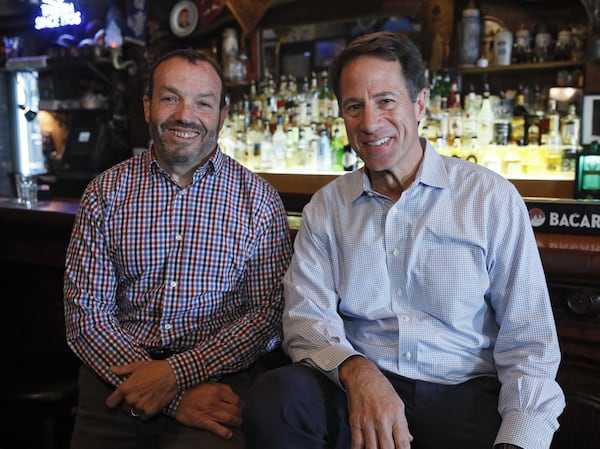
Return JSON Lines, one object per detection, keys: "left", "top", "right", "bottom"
{"left": 414, "top": 88, "right": 428, "bottom": 123}
{"left": 219, "top": 104, "right": 230, "bottom": 131}
{"left": 143, "top": 95, "right": 151, "bottom": 124}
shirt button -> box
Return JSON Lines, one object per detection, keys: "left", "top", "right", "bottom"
{"left": 396, "top": 288, "right": 402, "bottom": 297}
{"left": 404, "top": 352, "right": 412, "bottom": 360}
{"left": 392, "top": 248, "right": 399, "bottom": 257}
{"left": 170, "top": 281, "right": 177, "bottom": 288}
{"left": 175, "top": 234, "right": 182, "bottom": 241}
{"left": 164, "top": 323, "right": 172, "bottom": 330}
{"left": 403, "top": 315, "right": 410, "bottom": 322}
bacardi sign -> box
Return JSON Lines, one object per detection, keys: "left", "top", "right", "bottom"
{"left": 527, "top": 198, "right": 600, "bottom": 236}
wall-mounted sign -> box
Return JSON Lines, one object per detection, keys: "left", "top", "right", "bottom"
{"left": 35, "top": 0, "right": 82, "bottom": 30}
{"left": 527, "top": 198, "right": 600, "bottom": 236}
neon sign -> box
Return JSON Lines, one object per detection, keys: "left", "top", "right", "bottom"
{"left": 35, "top": 0, "right": 82, "bottom": 30}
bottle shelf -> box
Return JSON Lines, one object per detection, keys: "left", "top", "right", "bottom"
{"left": 255, "top": 170, "right": 575, "bottom": 199}
{"left": 457, "top": 60, "right": 583, "bottom": 75}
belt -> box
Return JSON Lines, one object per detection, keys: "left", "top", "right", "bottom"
{"left": 144, "top": 346, "right": 190, "bottom": 360}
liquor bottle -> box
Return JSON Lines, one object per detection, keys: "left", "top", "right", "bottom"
{"left": 477, "top": 84, "right": 495, "bottom": 145}
{"left": 448, "top": 92, "right": 463, "bottom": 146}
{"left": 218, "top": 124, "right": 235, "bottom": 158}
{"left": 493, "top": 94, "right": 511, "bottom": 146}
{"left": 260, "top": 118, "right": 273, "bottom": 170}
{"left": 331, "top": 127, "right": 344, "bottom": 171}
{"left": 560, "top": 103, "right": 581, "bottom": 147}
{"left": 249, "top": 81, "right": 263, "bottom": 122}
{"left": 296, "top": 126, "right": 309, "bottom": 168}
{"left": 526, "top": 85, "right": 544, "bottom": 146}
{"left": 510, "top": 87, "right": 528, "bottom": 145}
{"left": 560, "top": 103, "right": 581, "bottom": 172}
{"left": 234, "top": 129, "right": 246, "bottom": 166}
{"left": 318, "top": 71, "right": 333, "bottom": 125}
{"left": 439, "top": 96, "right": 449, "bottom": 144}
{"left": 545, "top": 98, "right": 561, "bottom": 138}
{"left": 343, "top": 144, "right": 358, "bottom": 171}
{"left": 285, "top": 127, "right": 297, "bottom": 170}
{"left": 462, "top": 85, "right": 478, "bottom": 141}
{"left": 316, "top": 126, "right": 332, "bottom": 171}
{"left": 309, "top": 72, "right": 320, "bottom": 127}
{"left": 544, "top": 99, "right": 562, "bottom": 172}
{"left": 246, "top": 116, "right": 262, "bottom": 171}
{"left": 272, "top": 114, "right": 287, "bottom": 170}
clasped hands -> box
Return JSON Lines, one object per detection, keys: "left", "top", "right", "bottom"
{"left": 105, "top": 360, "right": 242, "bottom": 439}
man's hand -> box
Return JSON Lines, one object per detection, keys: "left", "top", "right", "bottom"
{"left": 174, "top": 383, "right": 243, "bottom": 439}
{"left": 106, "top": 360, "right": 178, "bottom": 417}
{"left": 339, "top": 356, "right": 413, "bottom": 449}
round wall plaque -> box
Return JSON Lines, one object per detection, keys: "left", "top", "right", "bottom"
{"left": 169, "top": 0, "right": 199, "bottom": 38}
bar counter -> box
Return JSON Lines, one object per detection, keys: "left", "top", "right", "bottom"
{"left": 0, "top": 198, "right": 598, "bottom": 448}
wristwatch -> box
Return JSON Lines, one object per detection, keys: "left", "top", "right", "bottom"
{"left": 495, "top": 445, "right": 523, "bottom": 449}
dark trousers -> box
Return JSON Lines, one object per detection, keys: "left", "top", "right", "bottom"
{"left": 243, "top": 363, "right": 502, "bottom": 449}
{"left": 71, "top": 364, "right": 257, "bottom": 449}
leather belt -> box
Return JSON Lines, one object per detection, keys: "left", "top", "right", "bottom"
{"left": 144, "top": 346, "right": 189, "bottom": 360}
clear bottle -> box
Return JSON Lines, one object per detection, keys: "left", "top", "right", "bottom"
{"left": 316, "top": 126, "right": 332, "bottom": 171}
{"left": 560, "top": 103, "right": 581, "bottom": 147}
{"left": 218, "top": 124, "right": 235, "bottom": 158}
{"left": 260, "top": 118, "right": 273, "bottom": 170}
{"left": 477, "top": 84, "right": 495, "bottom": 145}
{"left": 462, "top": 85, "right": 478, "bottom": 141}
{"left": 545, "top": 98, "right": 561, "bottom": 139}
{"left": 543, "top": 98, "right": 562, "bottom": 172}
{"left": 296, "top": 126, "right": 309, "bottom": 168}
{"left": 234, "top": 129, "right": 246, "bottom": 166}
{"left": 285, "top": 127, "right": 297, "bottom": 170}
{"left": 272, "top": 114, "right": 287, "bottom": 170}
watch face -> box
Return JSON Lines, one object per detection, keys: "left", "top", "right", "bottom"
{"left": 169, "top": 0, "right": 199, "bottom": 38}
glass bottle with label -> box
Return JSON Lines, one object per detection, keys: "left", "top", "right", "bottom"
{"left": 343, "top": 144, "right": 358, "bottom": 171}
{"left": 477, "top": 84, "right": 495, "bottom": 145}
{"left": 544, "top": 99, "right": 562, "bottom": 172}
{"left": 511, "top": 87, "right": 528, "bottom": 145}
{"left": 560, "top": 103, "right": 581, "bottom": 173}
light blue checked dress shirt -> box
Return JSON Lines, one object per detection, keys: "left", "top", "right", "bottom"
{"left": 283, "top": 140, "right": 565, "bottom": 449}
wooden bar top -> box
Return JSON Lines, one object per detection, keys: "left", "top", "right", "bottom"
{"left": 1, "top": 198, "right": 598, "bottom": 284}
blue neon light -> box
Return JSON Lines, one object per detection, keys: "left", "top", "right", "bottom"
{"left": 35, "top": 0, "right": 83, "bottom": 30}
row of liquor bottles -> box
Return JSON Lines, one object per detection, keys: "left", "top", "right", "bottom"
{"left": 221, "top": 70, "right": 581, "bottom": 177}
{"left": 218, "top": 114, "right": 359, "bottom": 172}
{"left": 421, "top": 72, "right": 581, "bottom": 149}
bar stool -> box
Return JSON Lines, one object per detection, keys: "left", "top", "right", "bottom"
{"left": 0, "top": 270, "right": 80, "bottom": 449}
{"left": 0, "top": 366, "right": 79, "bottom": 449}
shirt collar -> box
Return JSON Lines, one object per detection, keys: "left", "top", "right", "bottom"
{"left": 145, "top": 145, "right": 222, "bottom": 184}
{"left": 348, "top": 138, "right": 451, "bottom": 204}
